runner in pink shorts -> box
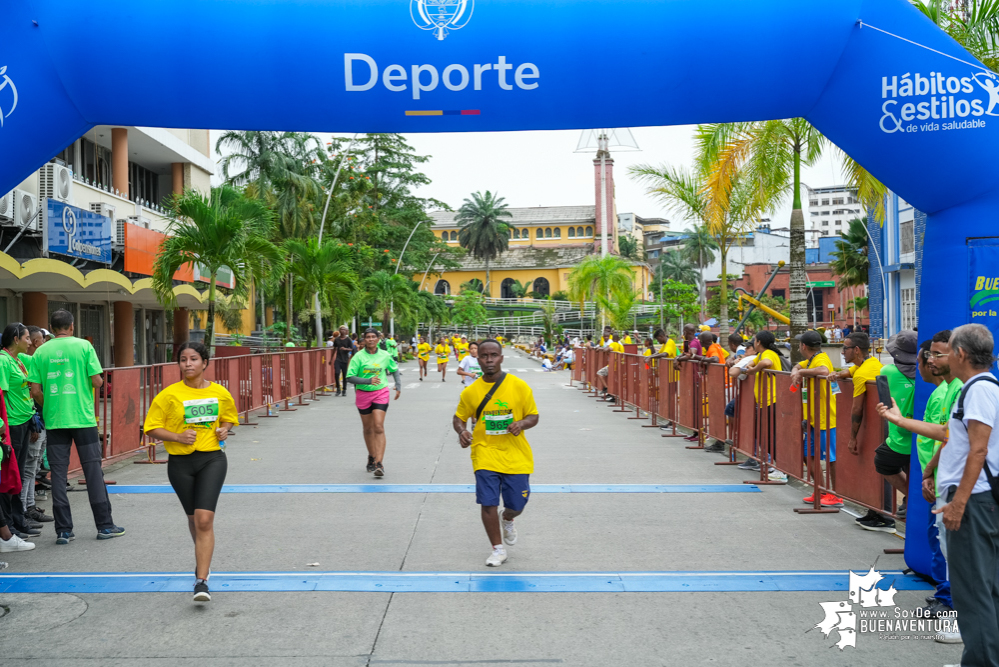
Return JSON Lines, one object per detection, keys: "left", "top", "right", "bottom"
{"left": 346, "top": 328, "right": 402, "bottom": 478}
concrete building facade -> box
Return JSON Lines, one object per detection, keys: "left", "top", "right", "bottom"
{"left": 806, "top": 185, "right": 865, "bottom": 248}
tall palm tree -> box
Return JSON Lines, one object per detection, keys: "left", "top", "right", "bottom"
{"left": 598, "top": 287, "right": 640, "bottom": 333}
{"left": 658, "top": 250, "right": 699, "bottom": 287}
{"left": 282, "top": 238, "right": 358, "bottom": 339}
{"left": 567, "top": 254, "right": 634, "bottom": 328}
{"left": 682, "top": 223, "right": 719, "bottom": 311}
{"left": 154, "top": 185, "right": 281, "bottom": 348}
{"left": 829, "top": 217, "right": 871, "bottom": 328}
{"left": 455, "top": 191, "right": 514, "bottom": 295}
{"left": 631, "top": 154, "right": 771, "bottom": 337}
{"left": 363, "top": 270, "right": 414, "bottom": 332}
{"left": 695, "top": 121, "right": 886, "bottom": 359}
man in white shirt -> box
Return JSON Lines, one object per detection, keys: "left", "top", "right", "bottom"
{"left": 934, "top": 324, "right": 999, "bottom": 667}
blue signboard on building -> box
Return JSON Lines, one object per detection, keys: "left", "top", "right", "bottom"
{"left": 43, "top": 199, "right": 112, "bottom": 264}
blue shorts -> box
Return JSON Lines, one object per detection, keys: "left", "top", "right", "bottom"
{"left": 474, "top": 470, "right": 531, "bottom": 511}
{"left": 804, "top": 426, "right": 837, "bottom": 462}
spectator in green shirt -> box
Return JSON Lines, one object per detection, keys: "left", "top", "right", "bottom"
{"left": 27, "top": 309, "right": 124, "bottom": 544}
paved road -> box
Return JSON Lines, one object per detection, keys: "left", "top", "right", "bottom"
{"left": 0, "top": 348, "right": 961, "bottom": 666}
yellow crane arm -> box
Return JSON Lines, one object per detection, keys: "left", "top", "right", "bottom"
{"left": 737, "top": 293, "right": 790, "bottom": 325}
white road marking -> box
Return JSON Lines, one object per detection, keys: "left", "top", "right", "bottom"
{"left": 404, "top": 383, "right": 421, "bottom": 389}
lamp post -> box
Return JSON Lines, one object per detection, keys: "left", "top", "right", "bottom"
{"left": 313, "top": 133, "right": 359, "bottom": 344}
{"left": 390, "top": 220, "right": 425, "bottom": 336}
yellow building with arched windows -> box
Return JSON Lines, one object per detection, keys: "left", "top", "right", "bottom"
{"left": 421, "top": 206, "right": 652, "bottom": 298}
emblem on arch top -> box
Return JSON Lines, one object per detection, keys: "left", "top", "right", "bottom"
{"left": 411, "top": 0, "right": 474, "bottom": 40}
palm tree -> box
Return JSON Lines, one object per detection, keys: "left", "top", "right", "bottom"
{"left": 658, "top": 251, "right": 699, "bottom": 287}
{"left": 455, "top": 191, "right": 514, "bottom": 296}
{"left": 682, "top": 223, "right": 719, "bottom": 311}
{"left": 598, "top": 287, "right": 640, "bottom": 333}
{"left": 282, "top": 238, "right": 358, "bottom": 340}
{"left": 631, "top": 152, "right": 772, "bottom": 337}
{"left": 695, "top": 120, "right": 887, "bottom": 360}
{"left": 567, "top": 254, "right": 634, "bottom": 328}
{"left": 913, "top": 0, "right": 999, "bottom": 71}
{"left": 154, "top": 185, "right": 281, "bottom": 348}
{"left": 363, "top": 270, "right": 414, "bottom": 332}
{"left": 830, "top": 217, "right": 871, "bottom": 328}
{"left": 508, "top": 279, "right": 532, "bottom": 298}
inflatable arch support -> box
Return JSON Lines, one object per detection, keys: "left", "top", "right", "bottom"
{"left": 3, "top": 0, "right": 998, "bottom": 575}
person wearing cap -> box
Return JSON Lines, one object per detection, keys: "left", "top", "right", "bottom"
{"left": 456, "top": 336, "right": 470, "bottom": 363}
{"left": 790, "top": 330, "right": 842, "bottom": 507}
{"left": 859, "top": 330, "right": 917, "bottom": 532}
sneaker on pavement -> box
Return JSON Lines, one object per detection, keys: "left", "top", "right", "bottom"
{"left": 803, "top": 493, "right": 816, "bottom": 504}
{"left": 767, "top": 468, "right": 788, "bottom": 482}
{"left": 704, "top": 440, "right": 725, "bottom": 453}
{"left": 0, "top": 561, "right": 7, "bottom": 570}
{"left": 855, "top": 509, "right": 881, "bottom": 524}
{"left": 935, "top": 623, "right": 962, "bottom": 644}
{"left": 14, "top": 526, "right": 40, "bottom": 537}
{"left": 820, "top": 493, "right": 845, "bottom": 507}
{"left": 502, "top": 519, "right": 518, "bottom": 546}
{"left": 0, "top": 534, "right": 35, "bottom": 552}
{"left": 366, "top": 456, "right": 376, "bottom": 473}
{"left": 96, "top": 526, "right": 126, "bottom": 540}
{"left": 683, "top": 434, "right": 700, "bottom": 442}
{"left": 921, "top": 600, "right": 956, "bottom": 619}
{"left": 24, "top": 520, "right": 43, "bottom": 530}
{"left": 55, "top": 531, "right": 75, "bottom": 545}
{"left": 373, "top": 463, "right": 385, "bottom": 478}
{"left": 486, "top": 547, "right": 508, "bottom": 567}
{"left": 858, "top": 514, "right": 897, "bottom": 533}
{"left": 26, "top": 507, "right": 53, "bottom": 522}
{"left": 897, "top": 500, "right": 907, "bottom": 520}
{"left": 193, "top": 580, "right": 211, "bottom": 602}
{"left": 737, "top": 458, "right": 760, "bottom": 470}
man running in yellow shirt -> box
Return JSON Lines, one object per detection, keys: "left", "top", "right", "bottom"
{"left": 453, "top": 339, "right": 539, "bottom": 567}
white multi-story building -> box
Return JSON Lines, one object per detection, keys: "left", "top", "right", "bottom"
{"left": 0, "top": 126, "right": 216, "bottom": 366}
{"left": 805, "top": 185, "right": 865, "bottom": 248}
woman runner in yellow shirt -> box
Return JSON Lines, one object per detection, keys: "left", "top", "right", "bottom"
{"left": 435, "top": 337, "right": 451, "bottom": 382}
{"left": 143, "top": 342, "right": 239, "bottom": 604}
{"left": 416, "top": 336, "right": 432, "bottom": 381}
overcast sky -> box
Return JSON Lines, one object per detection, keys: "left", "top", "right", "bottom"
{"left": 210, "top": 127, "right": 849, "bottom": 233}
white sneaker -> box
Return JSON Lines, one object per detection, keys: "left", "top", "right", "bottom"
{"left": 935, "top": 620, "right": 963, "bottom": 644}
{"left": 0, "top": 534, "right": 36, "bottom": 552}
{"left": 767, "top": 468, "right": 788, "bottom": 482}
{"left": 486, "top": 547, "right": 508, "bottom": 567}
{"left": 502, "top": 519, "right": 518, "bottom": 546}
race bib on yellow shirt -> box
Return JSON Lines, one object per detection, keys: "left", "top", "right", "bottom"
{"left": 484, "top": 410, "right": 514, "bottom": 436}
{"left": 183, "top": 397, "right": 220, "bottom": 426}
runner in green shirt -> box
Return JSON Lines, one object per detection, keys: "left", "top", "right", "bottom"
{"left": 0, "top": 323, "right": 35, "bottom": 538}
{"left": 346, "top": 328, "right": 402, "bottom": 478}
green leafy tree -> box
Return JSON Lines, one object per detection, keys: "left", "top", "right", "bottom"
{"left": 281, "top": 238, "right": 359, "bottom": 340}
{"left": 451, "top": 291, "right": 488, "bottom": 334}
{"left": 705, "top": 274, "right": 740, "bottom": 323}
{"left": 508, "top": 279, "right": 532, "bottom": 298}
{"left": 682, "top": 224, "right": 718, "bottom": 300}
{"left": 658, "top": 279, "right": 700, "bottom": 332}
{"left": 154, "top": 185, "right": 281, "bottom": 348}
{"left": 830, "top": 217, "right": 871, "bottom": 329}
{"left": 362, "top": 270, "right": 415, "bottom": 332}
{"left": 657, "top": 250, "right": 699, "bottom": 289}
{"left": 913, "top": 0, "right": 999, "bottom": 71}
{"left": 618, "top": 235, "right": 643, "bottom": 260}
{"left": 460, "top": 278, "right": 485, "bottom": 293}
{"left": 567, "top": 254, "right": 635, "bottom": 329}
{"left": 455, "top": 191, "right": 514, "bottom": 295}
{"left": 598, "top": 288, "right": 640, "bottom": 332}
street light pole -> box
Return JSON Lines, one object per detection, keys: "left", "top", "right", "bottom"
{"left": 313, "top": 133, "right": 359, "bottom": 344}
{"left": 390, "top": 220, "right": 425, "bottom": 337}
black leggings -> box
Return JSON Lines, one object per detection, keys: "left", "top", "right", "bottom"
{"left": 167, "top": 450, "right": 228, "bottom": 515}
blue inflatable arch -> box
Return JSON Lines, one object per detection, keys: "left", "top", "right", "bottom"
{"left": 2, "top": 0, "right": 995, "bottom": 575}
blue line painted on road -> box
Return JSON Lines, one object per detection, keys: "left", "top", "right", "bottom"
{"left": 106, "top": 484, "right": 761, "bottom": 494}
{"left": 0, "top": 570, "right": 930, "bottom": 594}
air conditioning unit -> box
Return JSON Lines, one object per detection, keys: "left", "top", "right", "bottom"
{"left": 115, "top": 219, "right": 127, "bottom": 249}
{"left": 0, "top": 191, "right": 12, "bottom": 222}
{"left": 127, "top": 215, "right": 151, "bottom": 229}
{"left": 10, "top": 190, "right": 38, "bottom": 231}
{"left": 39, "top": 163, "right": 72, "bottom": 203}
{"left": 90, "top": 202, "right": 116, "bottom": 222}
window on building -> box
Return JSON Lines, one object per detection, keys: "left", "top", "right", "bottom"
{"left": 771, "top": 289, "right": 786, "bottom": 299}
{"left": 821, "top": 231, "right": 829, "bottom": 235}
{"left": 809, "top": 200, "right": 818, "bottom": 207}
{"left": 835, "top": 220, "right": 842, "bottom": 225}
{"left": 810, "top": 211, "right": 819, "bottom": 216}
{"left": 501, "top": 278, "right": 516, "bottom": 299}
{"left": 129, "top": 161, "right": 160, "bottom": 205}
{"left": 545, "top": 228, "right": 552, "bottom": 238}
{"left": 821, "top": 221, "right": 828, "bottom": 226}
{"left": 848, "top": 196, "right": 857, "bottom": 204}
{"left": 537, "top": 228, "right": 544, "bottom": 239}
{"left": 832, "top": 198, "right": 844, "bottom": 205}
{"left": 568, "top": 227, "right": 576, "bottom": 238}
{"left": 900, "top": 220, "right": 915, "bottom": 254}
{"left": 79, "top": 137, "right": 113, "bottom": 189}
{"left": 902, "top": 287, "right": 918, "bottom": 329}
{"left": 533, "top": 277, "right": 550, "bottom": 297}
{"left": 434, "top": 280, "right": 450, "bottom": 295}
{"left": 554, "top": 228, "right": 561, "bottom": 238}
{"left": 512, "top": 228, "right": 519, "bottom": 238}
{"left": 821, "top": 199, "right": 829, "bottom": 205}
{"left": 441, "top": 232, "right": 448, "bottom": 240}
{"left": 450, "top": 231, "right": 458, "bottom": 241}
{"left": 821, "top": 211, "right": 830, "bottom": 216}
{"left": 585, "top": 226, "right": 593, "bottom": 236}
{"left": 577, "top": 226, "right": 585, "bottom": 236}
{"left": 806, "top": 288, "right": 825, "bottom": 323}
